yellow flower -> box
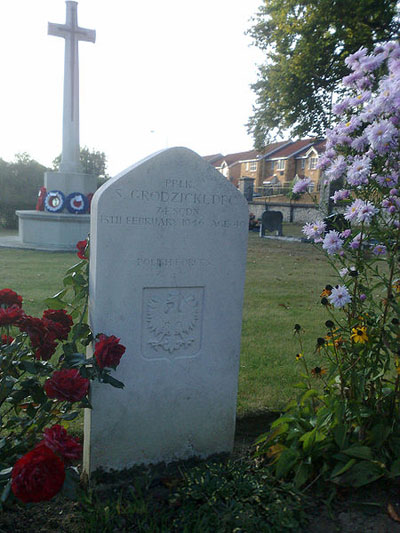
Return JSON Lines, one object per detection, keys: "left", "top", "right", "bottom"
{"left": 311, "top": 366, "right": 327, "bottom": 377}
{"left": 325, "top": 329, "right": 343, "bottom": 347}
{"left": 351, "top": 326, "right": 368, "bottom": 344}
{"left": 296, "top": 353, "right": 303, "bottom": 361}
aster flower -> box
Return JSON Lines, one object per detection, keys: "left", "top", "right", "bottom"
{"left": 302, "top": 220, "right": 326, "bottom": 241}
{"left": 331, "top": 189, "right": 350, "bottom": 204}
{"left": 344, "top": 199, "right": 365, "bottom": 222}
{"left": 350, "top": 233, "right": 362, "bottom": 250}
{"left": 346, "top": 156, "right": 371, "bottom": 186}
{"left": 366, "top": 119, "right": 398, "bottom": 154}
{"left": 325, "top": 155, "right": 347, "bottom": 182}
{"left": 322, "top": 231, "right": 344, "bottom": 255}
{"left": 328, "top": 285, "right": 352, "bottom": 308}
{"left": 292, "top": 177, "right": 312, "bottom": 194}
{"left": 372, "top": 244, "right": 387, "bottom": 256}
{"left": 356, "top": 200, "right": 378, "bottom": 223}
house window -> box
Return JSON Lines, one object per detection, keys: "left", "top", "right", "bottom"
{"left": 277, "top": 159, "right": 285, "bottom": 170}
{"left": 301, "top": 159, "right": 305, "bottom": 169}
{"left": 310, "top": 157, "right": 318, "bottom": 170}
{"left": 249, "top": 161, "right": 257, "bottom": 171}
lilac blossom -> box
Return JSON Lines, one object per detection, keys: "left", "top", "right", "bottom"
{"left": 292, "top": 177, "right": 312, "bottom": 194}
{"left": 340, "top": 229, "right": 352, "bottom": 239}
{"left": 339, "top": 268, "right": 349, "bottom": 277}
{"left": 322, "top": 231, "right": 344, "bottom": 255}
{"left": 328, "top": 285, "right": 352, "bottom": 308}
{"left": 302, "top": 220, "right": 326, "bottom": 242}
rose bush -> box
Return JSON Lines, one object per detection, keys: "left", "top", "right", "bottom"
{"left": 0, "top": 238, "right": 126, "bottom": 506}
{"left": 257, "top": 42, "right": 400, "bottom": 489}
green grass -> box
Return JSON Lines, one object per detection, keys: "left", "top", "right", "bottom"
{"left": 238, "top": 233, "right": 334, "bottom": 413}
{"left": 0, "top": 228, "right": 335, "bottom": 415}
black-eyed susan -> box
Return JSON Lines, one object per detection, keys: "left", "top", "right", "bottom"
{"left": 320, "top": 287, "right": 332, "bottom": 299}
{"left": 351, "top": 326, "right": 368, "bottom": 344}
{"left": 325, "top": 329, "right": 344, "bottom": 347}
{"left": 311, "top": 366, "right": 327, "bottom": 377}
{"left": 295, "top": 352, "right": 304, "bottom": 361}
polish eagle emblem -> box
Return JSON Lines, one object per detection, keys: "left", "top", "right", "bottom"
{"left": 146, "top": 290, "right": 199, "bottom": 354}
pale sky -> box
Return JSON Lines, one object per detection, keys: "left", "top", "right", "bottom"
{"left": 0, "top": 0, "right": 264, "bottom": 176}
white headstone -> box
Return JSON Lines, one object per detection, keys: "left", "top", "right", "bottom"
{"left": 83, "top": 147, "right": 248, "bottom": 473}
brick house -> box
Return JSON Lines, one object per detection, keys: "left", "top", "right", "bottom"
{"left": 204, "top": 138, "right": 326, "bottom": 191}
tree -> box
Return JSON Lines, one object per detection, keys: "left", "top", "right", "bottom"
{"left": 247, "top": 0, "right": 400, "bottom": 148}
{"left": 0, "top": 154, "right": 47, "bottom": 228}
{"left": 52, "top": 146, "right": 108, "bottom": 177}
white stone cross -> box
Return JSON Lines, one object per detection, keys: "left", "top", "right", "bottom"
{"left": 48, "top": 1, "right": 95, "bottom": 173}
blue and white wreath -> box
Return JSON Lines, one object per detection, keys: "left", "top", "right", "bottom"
{"left": 66, "top": 192, "right": 88, "bottom": 214}
{"left": 44, "top": 190, "right": 65, "bottom": 213}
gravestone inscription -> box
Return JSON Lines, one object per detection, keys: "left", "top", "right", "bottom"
{"left": 83, "top": 147, "right": 249, "bottom": 473}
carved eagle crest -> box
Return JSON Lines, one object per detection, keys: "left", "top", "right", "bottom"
{"left": 146, "top": 290, "right": 199, "bottom": 353}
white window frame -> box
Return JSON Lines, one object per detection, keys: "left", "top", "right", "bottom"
{"left": 301, "top": 159, "right": 305, "bottom": 169}
{"left": 277, "top": 159, "right": 285, "bottom": 170}
{"left": 249, "top": 161, "right": 257, "bottom": 171}
{"left": 310, "top": 157, "right": 318, "bottom": 170}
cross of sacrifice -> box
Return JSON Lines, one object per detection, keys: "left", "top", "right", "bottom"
{"left": 48, "top": 1, "right": 95, "bottom": 173}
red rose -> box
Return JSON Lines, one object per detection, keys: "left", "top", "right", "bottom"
{"left": 39, "top": 424, "right": 82, "bottom": 463}
{"left": 0, "top": 288, "right": 23, "bottom": 308}
{"left": 94, "top": 334, "right": 126, "bottom": 369}
{"left": 42, "top": 309, "right": 73, "bottom": 340}
{"left": 1, "top": 334, "right": 14, "bottom": 344}
{"left": 18, "top": 316, "right": 57, "bottom": 360}
{"left": 76, "top": 240, "right": 88, "bottom": 260}
{"left": 0, "top": 305, "right": 25, "bottom": 326}
{"left": 11, "top": 444, "right": 65, "bottom": 503}
{"left": 44, "top": 368, "right": 89, "bottom": 402}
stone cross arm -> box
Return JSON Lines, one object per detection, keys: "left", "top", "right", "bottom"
{"left": 48, "top": 22, "right": 96, "bottom": 43}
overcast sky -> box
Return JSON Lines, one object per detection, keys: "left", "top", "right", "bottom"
{"left": 0, "top": 0, "right": 264, "bottom": 176}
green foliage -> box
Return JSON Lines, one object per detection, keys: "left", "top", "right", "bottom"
{"left": 0, "top": 241, "right": 124, "bottom": 506}
{"left": 52, "top": 146, "right": 108, "bottom": 178}
{"left": 82, "top": 460, "right": 307, "bottom": 532}
{"left": 0, "top": 154, "right": 47, "bottom": 228}
{"left": 247, "top": 0, "right": 400, "bottom": 146}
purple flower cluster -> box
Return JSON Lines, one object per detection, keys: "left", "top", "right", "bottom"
{"left": 303, "top": 41, "right": 400, "bottom": 266}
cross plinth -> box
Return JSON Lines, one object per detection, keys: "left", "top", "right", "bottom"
{"left": 48, "top": 1, "right": 95, "bottom": 173}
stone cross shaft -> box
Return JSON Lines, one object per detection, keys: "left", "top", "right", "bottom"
{"left": 48, "top": 1, "right": 95, "bottom": 173}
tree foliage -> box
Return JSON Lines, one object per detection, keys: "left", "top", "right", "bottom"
{"left": 0, "top": 154, "right": 47, "bottom": 228}
{"left": 247, "top": 0, "right": 400, "bottom": 148}
{"left": 52, "top": 146, "right": 108, "bottom": 177}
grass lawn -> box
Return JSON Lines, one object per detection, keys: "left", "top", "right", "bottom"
{"left": 0, "top": 228, "right": 335, "bottom": 417}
